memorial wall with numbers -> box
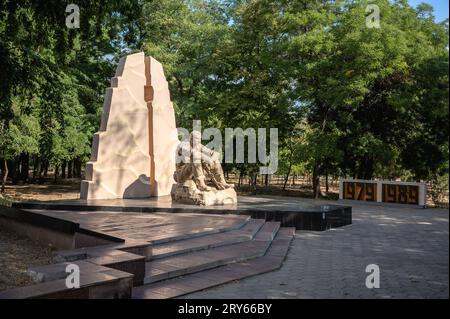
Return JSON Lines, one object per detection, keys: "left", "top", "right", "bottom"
{"left": 340, "top": 180, "right": 426, "bottom": 207}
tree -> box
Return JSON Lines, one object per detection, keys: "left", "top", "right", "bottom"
{"left": 0, "top": 0, "right": 143, "bottom": 188}
{"left": 0, "top": 0, "right": 447, "bottom": 198}
{"left": 141, "top": 0, "right": 232, "bottom": 128}
{"left": 320, "top": 0, "right": 448, "bottom": 180}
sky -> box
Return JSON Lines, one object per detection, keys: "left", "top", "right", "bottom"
{"left": 408, "top": 0, "right": 449, "bottom": 22}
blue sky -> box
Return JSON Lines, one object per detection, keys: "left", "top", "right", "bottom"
{"left": 408, "top": 0, "right": 449, "bottom": 22}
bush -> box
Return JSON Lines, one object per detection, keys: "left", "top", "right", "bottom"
{"left": 429, "top": 174, "right": 449, "bottom": 207}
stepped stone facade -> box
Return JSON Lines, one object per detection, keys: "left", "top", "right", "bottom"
{"left": 145, "top": 56, "right": 179, "bottom": 196}
{"left": 80, "top": 52, "right": 178, "bottom": 200}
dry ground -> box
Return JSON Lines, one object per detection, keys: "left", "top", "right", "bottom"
{"left": 0, "top": 177, "right": 340, "bottom": 203}
{"left": 0, "top": 177, "right": 445, "bottom": 207}
{"left": 0, "top": 226, "right": 57, "bottom": 291}
{"left": 1, "top": 179, "right": 81, "bottom": 203}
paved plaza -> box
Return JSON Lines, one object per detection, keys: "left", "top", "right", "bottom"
{"left": 11, "top": 198, "right": 449, "bottom": 299}
{"left": 14, "top": 205, "right": 293, "bottom": 298}
{"left": 185, "top": 200, "right": 449, "bottom": 299}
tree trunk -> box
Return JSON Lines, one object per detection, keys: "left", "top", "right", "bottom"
{"left": 264, "top": 174, "right": 269, "bottom": 187}
{"left": 312, "top": 165, "right": 321, "bottom": 199}
{"left": 357, "top": 157, "right": 374, "bottom": 180}
{"left": 54, "top": 165, "right": 59, "bottom": 182}
{"left": 43, "top": 161, "right": 49, "bottom": 177}
{"left": 364, "top": 158, "right": 374, "bottom": 180}
{"left": 61, "top": 160, "right": 66, "bottom": 178}
{"left": 1, "top": 159, "right": 8, "bottom": 193}
{"left": 68, "top": 160, "right": 73, "bottom": 178}
{"left": 74, "top": 157, "right": 82, "bottom": 178}
{"left": 38, "top": 166, "right": 44, "bottom": 184}
{"left": 283, "top": 160, "right": 293, "bottom": 190}
{"left": 32, "top": 156, "right": 39, "bottom": 183}
{"left": 325, "top": 172, "right": 329, "bottom": 193}
{"left": 251, "top": 173, "right": 257, "bottom": 192}
{"left": 38, "top": 158, "right": 45, "bottom": 184}
{"left": 20, "top": 153, "right": 29, "bottom": 182}
{"left": 10, "top": 158, "right": 19, "bottom": 184}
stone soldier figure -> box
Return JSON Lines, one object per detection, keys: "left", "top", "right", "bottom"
{"left": 174, "top": 131, "right": 233, "bottom": 192}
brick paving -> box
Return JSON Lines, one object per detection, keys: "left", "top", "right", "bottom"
{"left": 185, "top": 200, "right": 449, "bottom": 299}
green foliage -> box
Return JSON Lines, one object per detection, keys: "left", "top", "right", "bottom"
{"left": 0, "top": 0, "right": 141, "bottom": 174}
{"left": 299, "top": 126, "right": 343, "bottom": 172}
{"left": 429, "top": 173, "right": 449, "bottom": 207}
{"left": 142, "top": 0, "right": 232, "bottom": 128}
{"left": 319, "top": 0, "right": 449, "bottom": 180}
{"left": 0, "top": 0, "right": 448, "bottom": 193}
{"left": 0, "top": 114, "right": 40, "bottom": 159}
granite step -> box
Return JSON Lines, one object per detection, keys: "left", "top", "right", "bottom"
{"left": 57, "top": 240, "right": 153, "bottom": 261}
{"left": 132, "top": 227, "right": 295, "bottom": 299}
{"left": 143, "top": 221, "right": 281, "bottom": 284}
{"left": 29, "top": 250, "right": 146, "bottom": 286}
{"left": 0, "top": 263, "right": 134, "bottom": 299}
{"left": 136, "top": 215, "right": 251, "bottom": 245}
{"left": 152, "top": 219, "right": 266, "bottom": 259}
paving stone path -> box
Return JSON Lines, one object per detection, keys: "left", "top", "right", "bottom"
{"left": 185, "top": 200, "right": 449, "bottom": 299}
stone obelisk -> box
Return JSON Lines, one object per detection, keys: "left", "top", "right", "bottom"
{"left": 80, "top": 52, "right": 178, "bottom": 200}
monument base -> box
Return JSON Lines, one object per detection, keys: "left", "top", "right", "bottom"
{"left": 171, "top": 181, "right": 237, "bottom": 206}
{"left": 13, "top": 196, "right": 352, "bottom": 230}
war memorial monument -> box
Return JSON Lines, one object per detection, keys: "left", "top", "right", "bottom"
{"left": 0, "top": 52, "right": 353, "bottom": 299}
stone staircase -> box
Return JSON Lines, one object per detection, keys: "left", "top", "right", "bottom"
{"left": 151, "top": 219, "right": 266, "bottom": 259}
{"left": 0, "top": 214, "right": 294, "bottom": 299}
{"left": 133, "top": 219, "right": 294, "bottom": 298}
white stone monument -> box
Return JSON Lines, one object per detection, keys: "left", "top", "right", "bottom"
{"left": 80, "top": 52, "right": 178, "bottom": 200}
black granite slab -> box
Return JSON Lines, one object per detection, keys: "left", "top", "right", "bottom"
{"left": 0, "top": 205, "right": 78, "bottom": 234}
{"left": 12, "top": 195, "right": 352, "bottom": 231}
{"left": 0, "top": 205, "right": 124, "bottom": 242}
